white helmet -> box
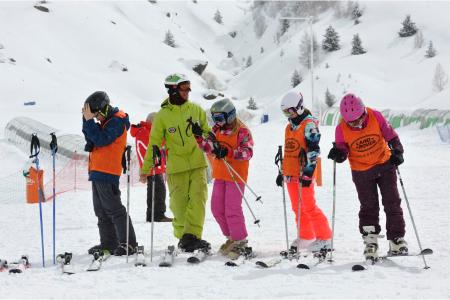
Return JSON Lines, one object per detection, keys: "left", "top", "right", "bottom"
{"left": 164, "top": 73, "right": 189, "bottom": 87}
{"left": 280, "top": 91, "right": 304, "bottom": 115}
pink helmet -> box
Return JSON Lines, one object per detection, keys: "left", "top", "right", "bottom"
{"left": 340, "top": 93, "right": 365, "bottom": 122}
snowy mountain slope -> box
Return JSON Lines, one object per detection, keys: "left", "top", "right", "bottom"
{"left": 1, "top": 1, "right": 450, "bottom": 299}
{"left": 224, "top": 1, "right": 450, "bottom": 117}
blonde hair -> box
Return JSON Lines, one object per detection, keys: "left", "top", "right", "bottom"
{"left": 146, "top": 112, "right": 157, "bottom": 123}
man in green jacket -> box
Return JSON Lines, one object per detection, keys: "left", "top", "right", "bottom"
{"left": 140, "top": 73, "right": 211, "bottom": 252}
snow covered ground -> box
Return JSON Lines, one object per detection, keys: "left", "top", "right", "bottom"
{"left": 1, "top": 1, "right": 450, "bottom": 299}
{"left": 1, "top": 122, "right": 449, "bottom": 299}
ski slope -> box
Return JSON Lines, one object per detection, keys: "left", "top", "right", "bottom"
{"left": 1, "top": 122, "right": 449, "bottom": 299}
{"left": 1, "top": 1, "right": 450, "bottom": 299}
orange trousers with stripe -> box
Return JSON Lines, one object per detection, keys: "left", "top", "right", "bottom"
{"left": 286, "top": 180, "right": 332, "bottom": 240}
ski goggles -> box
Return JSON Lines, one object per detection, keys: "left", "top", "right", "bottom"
{"left": 212, "top": 112, "right": 226, "bottom": 124}
{"left": 282, "top": 108, "right": 295, "bottom": 118}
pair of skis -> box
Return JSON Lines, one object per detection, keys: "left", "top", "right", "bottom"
{"left": 351, "top": 248, "right": 433, "bottom": 271}
{"left": 56, "top": 250, "right": 111, "bottom": 275}
{"left": 0, "top": 255, "right": 30, "bottom": 274}
{"left": 158, "top": 245, "right": 211, "bottom": 267}
{"left": 255, "top": 247, "right": 328, "bottom": 269}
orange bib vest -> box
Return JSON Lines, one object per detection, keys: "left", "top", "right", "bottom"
{"left": 212, "top": 122, "right": 250, "bottom": 183}
{"left": 340, "top": 108, "right": 391, "bottom": 171}
{"left": 89, "top": 111, "right": 128, "bottom": 176}
{"left": 282, "top": 119, "right": 321, "bottom": 183}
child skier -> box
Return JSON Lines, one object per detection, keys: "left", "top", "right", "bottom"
{"left": 276, "top": 91, "right": 332, "bottom": 253}
{"left": 192, "top": 98, "right": 254, "bottom": 260}
{"left": 327, "top": 93, "right": 408, "bottom": 260}
{"left": 130, "top": 112, "right": 172, "bottom": 223}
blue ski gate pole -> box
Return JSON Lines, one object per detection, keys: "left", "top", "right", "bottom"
{"left": 30, "top": 133, "right": 45, "bottom": 268}
{"left": 50, "top": 133, "right": 58, "bottom": 265}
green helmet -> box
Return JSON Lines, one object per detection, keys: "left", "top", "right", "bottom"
{"left": 164, "top": 73, "right": 190, "bottom": 88}
{"left": 210, "top": 98, "right": 236, "bottom": 124}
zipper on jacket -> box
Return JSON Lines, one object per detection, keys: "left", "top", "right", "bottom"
{"left": 177, "top": 126, "right": 185, "bottom": 146}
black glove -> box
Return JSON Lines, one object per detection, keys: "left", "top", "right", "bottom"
{"left": 327, "top": 146, "right": 346, "bottom": 163}
{"left": 152, "top": 145, "right": 162, "bottom": 167}
{"left": 213, "top": 145, "right": 228, "bottom": 159}
{"left": 276, "top": 174, "right": 283, "bottom": 187}
{"left": 84, "top": 141, "right": 94, "bottom": 152}
{"left": 301, "top": 175, "right": 312, "bottom": 187}
{"left": 390, "top": 149, "right": 404, "bottom": 166}
{"left": 191, "top": 122, "right": 203, "bottom": 137}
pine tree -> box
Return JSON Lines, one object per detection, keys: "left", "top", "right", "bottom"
{"left": 432, "top": 63, "right": 448, "bottom": 92}
{"left": 163, "top": 30, "right": 175, "bottom": 47}
{"left": 291, "top": 70, "right": 302, "bottom": 87}
{"left": 351, "top": 34, "right": 366, "bottom": 55}
{"left": 279, "top": 19, "right": 290, "bottom": 37}
{"left": 398, "top": 15, "right": 417, "bottom": 37}
{"left": 299, "top": 32, "right": 319, "bottom": 69}
{"left": 214, "top": 10, "right": 223, "bottom": 24}
{"left": 325, "top": 88, "right": 337, "bottom": 107}
{"left": 322, "top": 25, "right": 340, "bottom": 52}
{"left": 425, "top": 41, "right": 437, "bottom": 58}
{"left": 247, "top": 97, "right": 258, "bottom": 110}
{"left": 351, "top": 2, "right": 362, "bottom": 24}
{"left": 246, "top": 55, "right": 253, "bottom": 67}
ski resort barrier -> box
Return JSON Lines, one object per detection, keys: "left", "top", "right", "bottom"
{"left": 321, "top": 108, "right": 450, "bottom": 129}
{"left": 2, "top": 117, "right": 141, "bottom": 204}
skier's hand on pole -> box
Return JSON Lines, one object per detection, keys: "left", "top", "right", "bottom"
{"left": 152, "top": 145, "right": 162, "bottom": 167}
{"left": 276, "top": 174, "right": 283, "bottom": 187}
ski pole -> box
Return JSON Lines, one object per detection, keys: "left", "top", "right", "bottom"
{"left": 150, "top": 167, "right": 156, "bottom": 262}
{"left": 224, "top": 161, "right": 262, "bottom": 203}
{"left": 125, "top": 145, "right": 131, "bottom": 263}
{"left": 328, "top": 158, "right": 337, "bottom": 263}
{"left": 207, "top": 131, "right": 262, "bottom": 203}
{"left": 30, "top": 134, "right": 45, "bottom": 268}
{"left": 396, "top": 167, "right": 429, "bottom": 269}
{"left": 223, "top": 159, "right": 260, "bottom": 227}
{"left": 275, "top": 145, "right": 289, "bottom": 253}
{"left": 50, "top": 133, "right": 58, "bottom": 265}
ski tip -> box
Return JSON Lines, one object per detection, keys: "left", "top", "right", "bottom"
{"left": 225, "top": 261, "right": 238, "bottom": 267}
{"left": 187, "top": 257, "right": 200, "bottom": 264}
{"left": 351, "top": 264, "right": 366, "bottom": 272}
{"left": 421, "top": 248, "right": 433, "bottom": 255}
{"left": 296, "top": 263, "right": 310, "bottom": 270}
{"left": 255, "top": 261, "right": 268, "bottom": 268}
{"left": 135, "top": 263, "right": 147, "bottom": 267}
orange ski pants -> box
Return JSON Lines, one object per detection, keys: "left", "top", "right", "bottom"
{"left": 286, "top": 180, "right": 332, "bottom": 240}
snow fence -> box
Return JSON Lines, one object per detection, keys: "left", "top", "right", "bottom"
{"left": 321, "top": 108, "right": 450, "bottom": 130}
{"left": 2, "top": 117, "right": 141, "bottom": 204}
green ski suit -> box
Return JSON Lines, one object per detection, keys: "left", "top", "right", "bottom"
{"left": 141, "top": 98, "right": 210, "bottom": 239}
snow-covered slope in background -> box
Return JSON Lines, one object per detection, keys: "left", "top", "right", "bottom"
{"left": 1, "top": 2, "right": 450, "bottom": 299}
{"left": 1, "top": 1, "right": 449, "bottom": 133}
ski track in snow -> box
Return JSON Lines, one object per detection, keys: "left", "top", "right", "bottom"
{"left": 1, "top": 124, "right": 449, "bottom": 299}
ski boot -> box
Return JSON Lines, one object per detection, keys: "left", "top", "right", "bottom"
{"left": 218, "top": 237, "right": 234, "bottom": 256}
{"left": 227, "top": 240, "right": 249, "bottom": 260}
{"left": 178, "top": 233, "right": 211, "bottom": 253}
{"left": 308, "top": 239, "right": 332, "bottom": 253}
{"left": 388, "top": 237, "right": 408, "bottom": 256}
{"left": 114, "top": 243, "right": 137, "bottom": 256}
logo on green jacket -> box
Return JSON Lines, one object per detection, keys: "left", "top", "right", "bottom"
{"left": 168, "top": 127, "right": 176, "bottom": 134}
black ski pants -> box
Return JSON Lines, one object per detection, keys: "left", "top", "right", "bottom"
{"left": 146, "top": 174, "right": 167, "bottom": 221}
{"left": 92, "top": 181, "right": 137, "bottom": 249}
{"left": 352, "top": 162, "right": 406, "bottom": 240}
